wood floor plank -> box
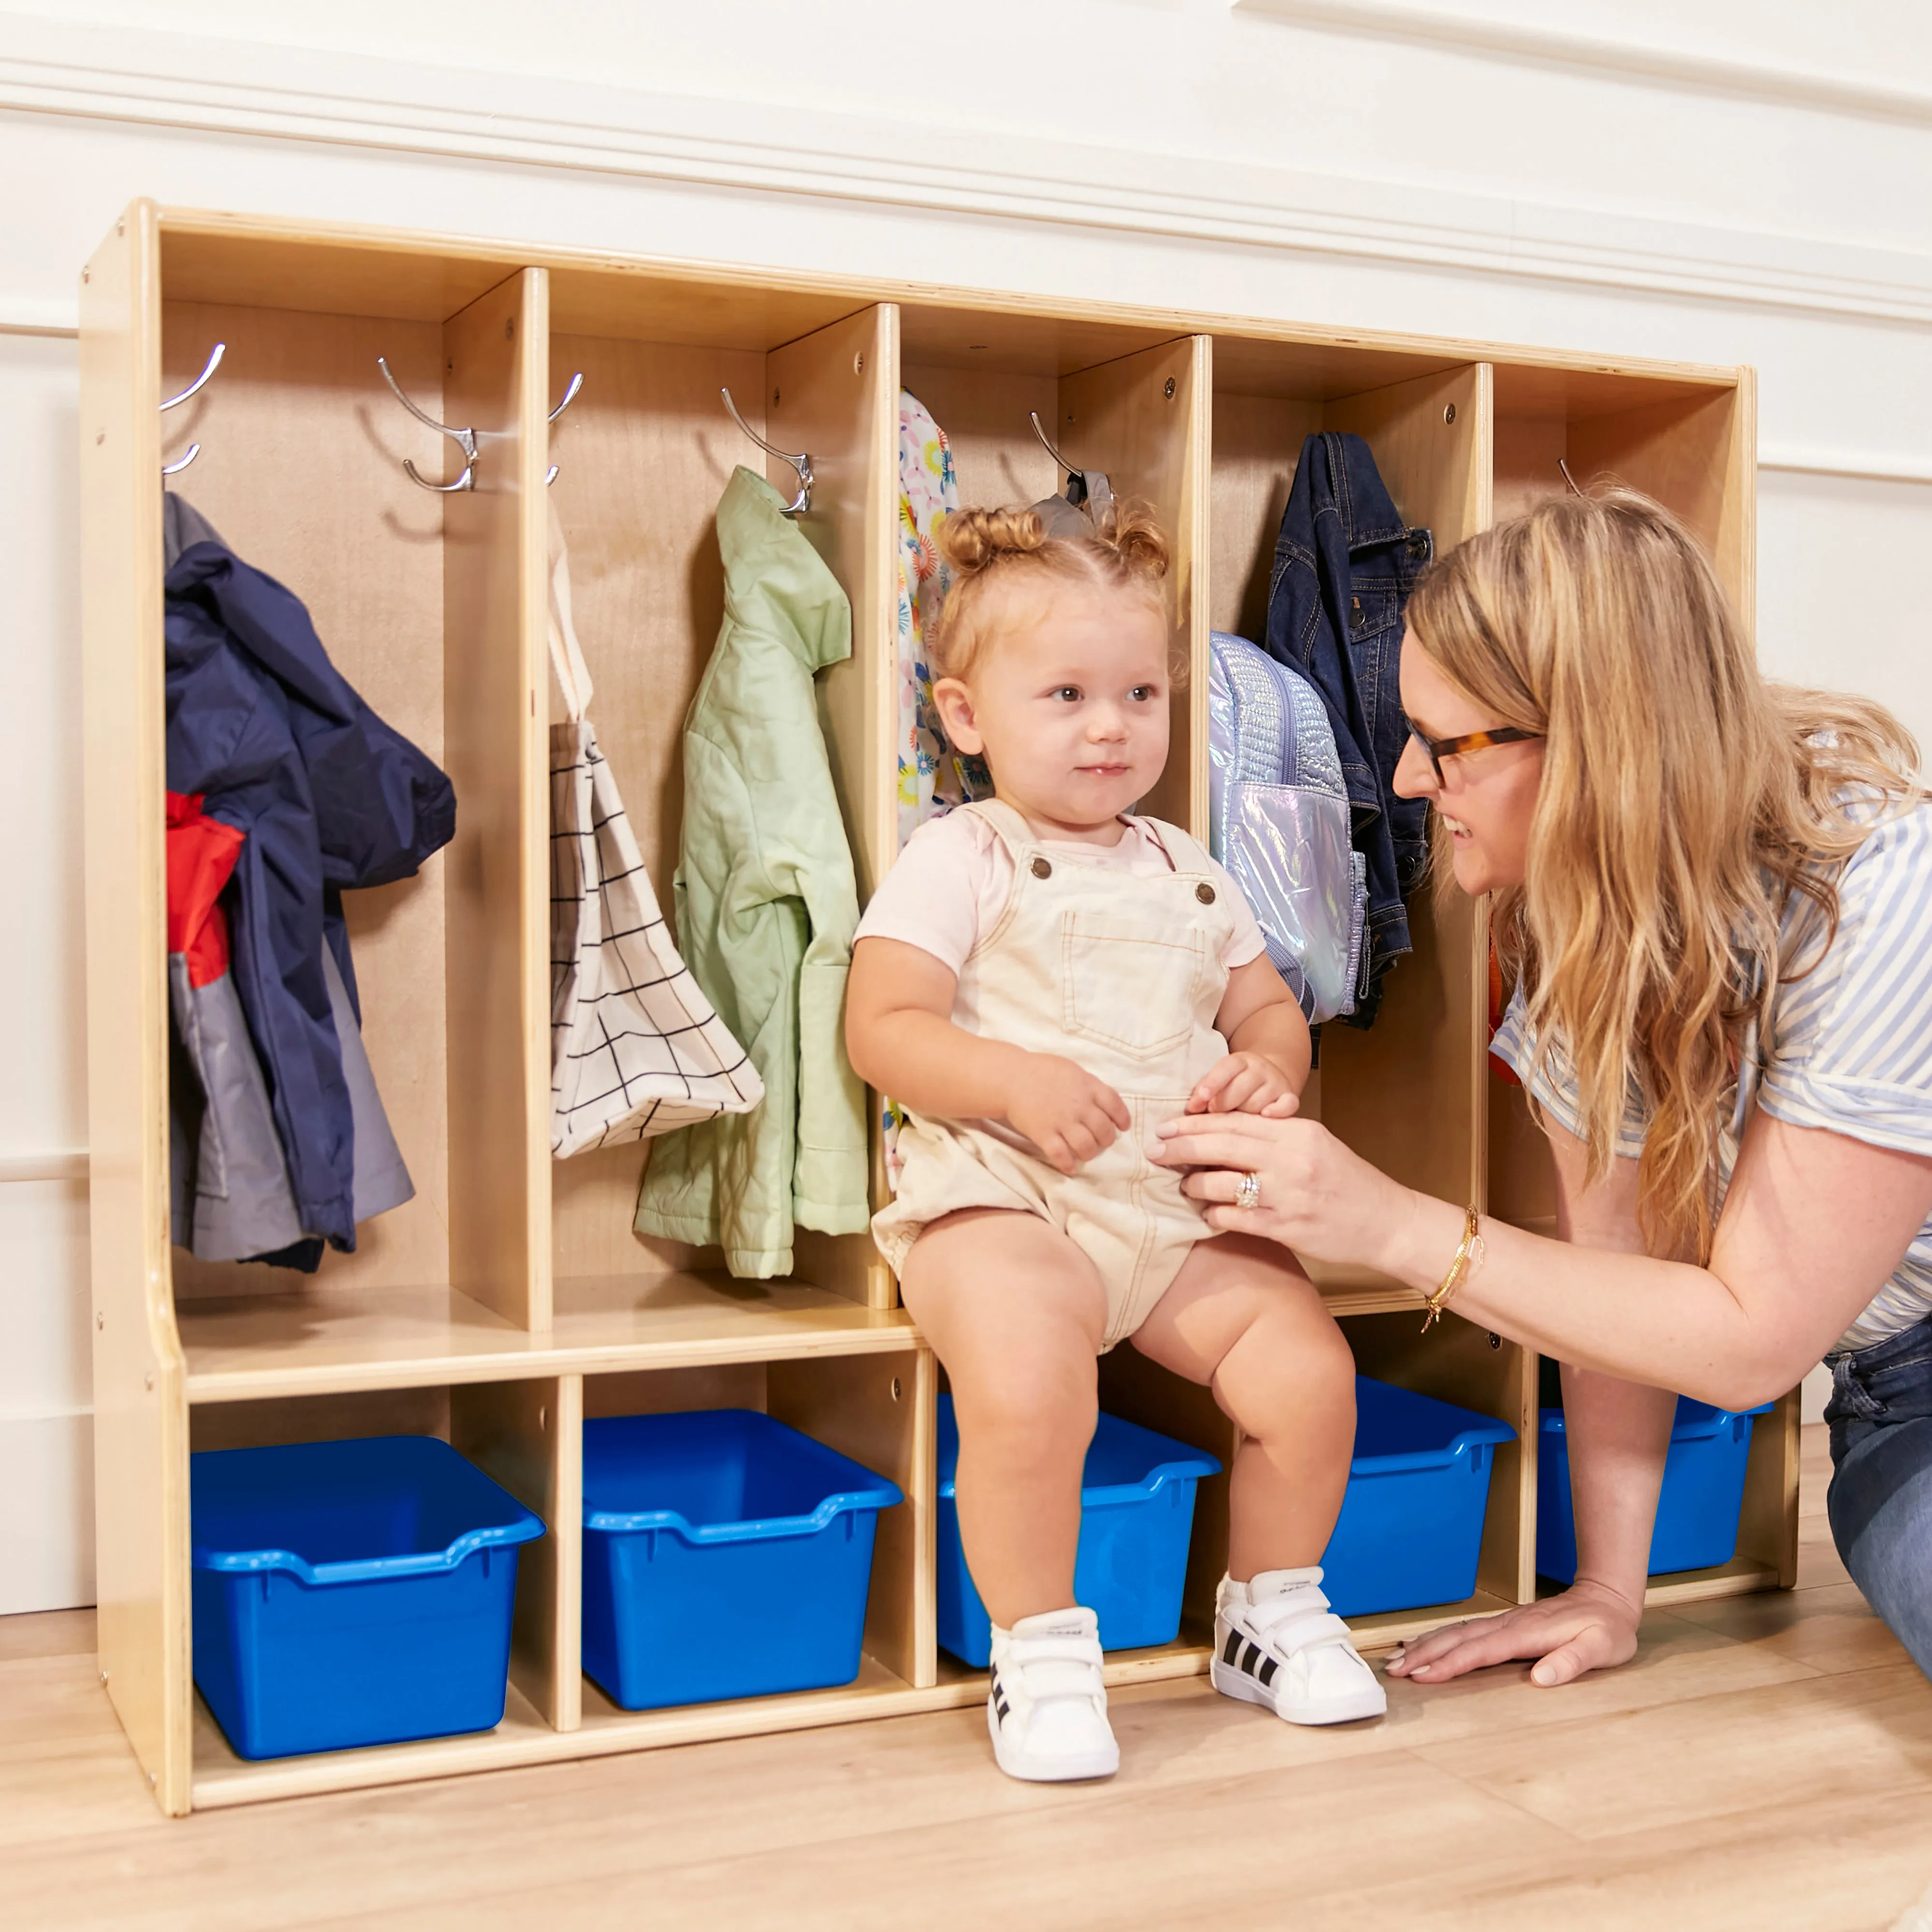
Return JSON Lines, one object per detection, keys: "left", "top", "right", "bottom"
{"left": 302, "top": 1749, "right": 1570, "bottom": 1932}
{"left": 1295, "top": 1784, "right": 1932, "bottom": 1932}
{"left": 0, "top": 1607, "right": 96, "bottom": 1662}
{"left": 1410, "top": 1662, "right": 1932, "bottom": 1842}
{"left": 1669, "top": 1581, "right": 1908, "bottom": 1676}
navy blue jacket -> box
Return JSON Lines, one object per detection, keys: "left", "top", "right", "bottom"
{"left": 163, "top": 541, "right": 455, "bottom": 1247}
{"left": 1263, "top": 432, "right": 1431, "bottom": 1026}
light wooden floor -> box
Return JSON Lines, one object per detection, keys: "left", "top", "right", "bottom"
{"left": 7, "top": 1427, "right": 1932, "bottom": 1932}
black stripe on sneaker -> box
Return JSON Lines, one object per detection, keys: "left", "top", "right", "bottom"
{"left": 1258, "top": 1655, "right": 1278, "bottom": 1688}
{"left": 1222, "top": 1629, "right": 1243, "bottom": 1666}
{"left": 1240, "top": 1642, "right": 1263, "bottom": 1677}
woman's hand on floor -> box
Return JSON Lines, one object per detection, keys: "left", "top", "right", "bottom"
{"left": 1384, "top": 1580, "right": 1644, "bottom": 1688}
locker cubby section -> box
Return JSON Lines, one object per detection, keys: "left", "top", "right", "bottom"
{"left": 156, "top": 260, "right": 550, "bottom": 1330}
{"left": 574, "top": 1348, "right": 935, "bottom": 1740}
{"left": 1208, "top": 339, "right": 1492, "bottom": 1309}
{"left": 80, "top": 200, "right": 1785, "bottom": 1817}
{"left": 184, "top": 1378, "right": 573, "bottom": 1806}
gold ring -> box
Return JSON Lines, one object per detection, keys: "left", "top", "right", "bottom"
{"left": 1235, "top": 1171, "right": 1262, "bottom": 1211}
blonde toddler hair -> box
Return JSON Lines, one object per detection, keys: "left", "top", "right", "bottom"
{"left": 930, "top": 500, "right": 1169, "bottom": 680}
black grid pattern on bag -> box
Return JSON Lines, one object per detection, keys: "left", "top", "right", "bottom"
{"left": 550, "top": 726, "right": 762, "bottom": 1155}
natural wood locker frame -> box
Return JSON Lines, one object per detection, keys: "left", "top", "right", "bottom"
{"left": 79, "top": 199, "right": 1789, "bottom": 1817}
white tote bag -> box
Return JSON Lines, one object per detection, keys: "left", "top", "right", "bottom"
{"left": 547, "top": 508, "right": 764, "bottom": 1156}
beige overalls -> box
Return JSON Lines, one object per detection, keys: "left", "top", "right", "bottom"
{"left": 871, "top": 798, "right": 1240, "bottom": 1350}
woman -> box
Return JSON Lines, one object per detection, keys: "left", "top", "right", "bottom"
{"left": 1153, "top": 487, "right": 1932, "bottom": 1689}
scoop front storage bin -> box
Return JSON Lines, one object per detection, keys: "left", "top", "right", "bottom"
{"left": 190, "top": 1435, "right": 545, "bottom": 1762}
{"left": 581, "top": 1409, "right": 903, "bottom": 1711}
{"left": 1537, "top": 1396, "right": 1775, "bottom": 1583}
{"left": 1318, "top": 1378, "right": 1518, "bottom": 1617}
{"left": 936, "top": 1395, "right": 1221, "bottom": 1667}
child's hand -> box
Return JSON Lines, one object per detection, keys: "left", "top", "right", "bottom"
{"left": 1187, "top": 1052, "right": 1300, "bottom": 1118}
{"left": 1006, "top": 1053, "right": 1131, "bottom": 1174}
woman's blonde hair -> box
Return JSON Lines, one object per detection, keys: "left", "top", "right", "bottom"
{"left": 930, "top": 500, "right": 1169, "bottom": 679}
{"left": 1406, "top": 486, "right": 1921, "bottom": 1263}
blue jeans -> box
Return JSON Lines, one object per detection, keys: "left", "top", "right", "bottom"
{"left": 1825, "top": 1315, "right": 1932, "bottom": 1677}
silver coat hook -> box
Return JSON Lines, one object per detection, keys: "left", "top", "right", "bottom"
{"left": 1558, "top": 457, "right": 1584, "bottom": 497}
{"left": 721, "top": 387, "right": 812, "bottom": 515}
{"left": 545, "top": 371, "right": 583, "bottom": 487}
{"left": 161, "top": 342, "right": 225, "bottom": 414}
{"left": 378, "top": 356, "right": 477, "bottom": 493}
{"left": 1029, "top": 409, "right": 1076, "bottom": 474}
{"left": 160, "top": 341, "right": 225, "bottom": 476}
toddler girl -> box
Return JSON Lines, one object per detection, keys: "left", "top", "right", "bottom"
{"left": 846, "top": 504, "right": 1382, "bottom": 1782}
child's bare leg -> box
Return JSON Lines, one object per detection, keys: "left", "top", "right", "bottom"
{"left": 1132, "top": 1231, "right": 1355, "bottom": 1579}
{"left": 898, "top": 1207, "right": 1107, "bottom": 1628}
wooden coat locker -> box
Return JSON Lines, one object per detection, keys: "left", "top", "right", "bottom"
{"left": 77, "top": 199, "right": 1785, "bottom": 1814}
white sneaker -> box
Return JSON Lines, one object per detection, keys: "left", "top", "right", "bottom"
{"left": 1212, "top": 1568, "right": 1386, "bottom": 1725}
{"left": 986, "top": 1606, "right": 1120, "bottom": 1782}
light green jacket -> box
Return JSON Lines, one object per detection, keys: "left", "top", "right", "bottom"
{"left": 634, "top": 468, "right": 870, "bottom": 1275}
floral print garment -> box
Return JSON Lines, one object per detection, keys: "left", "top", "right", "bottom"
{"left": 895, "top": 391, "right": 989, "bottom": 848}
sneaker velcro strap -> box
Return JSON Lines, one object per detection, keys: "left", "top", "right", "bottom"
{"left": 1249, "top": 1608, "right": 1353, "bottom": 1658}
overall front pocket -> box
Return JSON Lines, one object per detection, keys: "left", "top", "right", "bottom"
{"left": 1060, "top": 914, "right": 1207, "bottom": 1060}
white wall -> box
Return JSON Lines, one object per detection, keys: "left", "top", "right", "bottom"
{"left": 3, "top": 1, "right": 1924, "bottom": 1606}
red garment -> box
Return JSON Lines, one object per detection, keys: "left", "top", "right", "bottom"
{"left": 166, "top": 792, "right": 244, "bottom": 989}
{"left": 1487, "top": 935, "right": 1521, "bottom": 1087}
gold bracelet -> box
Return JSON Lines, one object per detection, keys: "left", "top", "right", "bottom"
{"left": 1421, "top": 1205, "right": 1483, "bottom": 1335}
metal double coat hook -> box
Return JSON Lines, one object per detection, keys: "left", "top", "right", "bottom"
{"left": 720, "top": 387, "right": 812, "bottom": 515}
{"left": 160, "top": 342, "right": 225, "bottom": 477}
{"left": 379, "top": 359, "right": 586, "bottom": 491}
{"left": 379, "top": 357, "right": 478, "bottom": 493}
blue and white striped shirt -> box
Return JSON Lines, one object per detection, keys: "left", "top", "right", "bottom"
{"left": 1491, "top": 796, "right": 1932, "bottom": 1356}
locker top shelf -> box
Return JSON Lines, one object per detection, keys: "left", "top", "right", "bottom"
{"left": 148, "top": 204, "right": 1745, "bottom": 394}
{"left": 176, "top": 1274, "right": 919, "bottom": 1403}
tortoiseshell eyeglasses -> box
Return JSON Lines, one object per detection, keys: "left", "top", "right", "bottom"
{"left": 1406, "top": 722, "right": 1543, "bottom": 785}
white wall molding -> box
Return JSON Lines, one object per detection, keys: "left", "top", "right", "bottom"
{"left": 5, "top": 13, "right": 1932, "bottom": 328}
{"left": 1758, "top": 444, "right": 1932, "bottom": 488}
{"left": 1232, "top": 1, "right": 1932, "bottom": 129}
{"left": 0, "top": 1151, "right": 88, "bottom": 1183}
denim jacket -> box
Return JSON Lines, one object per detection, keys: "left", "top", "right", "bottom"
{"left": 1263, "top": 432, "right": 1431, "bottom": 1026}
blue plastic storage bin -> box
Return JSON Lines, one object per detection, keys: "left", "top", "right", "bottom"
{"left": 936, "top": 1395, "right": 1221, "bottom": 1667}
{"left": 1537, "top": 1396, "right": 1775, "bottom": 1583}
{"left": 1319, "top": 1378, "right": 1518, "bottom": 1617}
{"left": 581, "top": 1409, "right": 903, "bottom": 1711}
{"left": 190, "top": 1435, "right": 544, "bottom": 1762}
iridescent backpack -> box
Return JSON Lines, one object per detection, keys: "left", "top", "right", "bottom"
{"left": 1208, "top": 630, "right": 1367, "bottom": 1023}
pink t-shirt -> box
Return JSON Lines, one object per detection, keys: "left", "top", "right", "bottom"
{"left": 856, "top": 809, "right": 1267, "bottom": 979}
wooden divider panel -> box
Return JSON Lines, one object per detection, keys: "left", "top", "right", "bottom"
{"left": 444, "top": 269, "right": 551, "bottom": 1329}
{"left": 452, "top": 1374, "right": 583, "bottom": 1731}
{"left": 1057, "top": 337, "right": 1209, "bottom": 835}
{"left": 1345, "top": 1308, "right": 1536, "bottom": 1606}
{"left": 82, "top": 197, "right": 194, "bottom": 1815}
{"left": 768, "top": 304, "right": 900, "bottom": 1309}
{"left": 768, "top": 1346, "right": 935, "bottom": 1690}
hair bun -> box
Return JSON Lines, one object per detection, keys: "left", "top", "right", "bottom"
{"left": 935, "top": 506, "right": 1047, "bottom": 575}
